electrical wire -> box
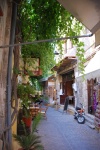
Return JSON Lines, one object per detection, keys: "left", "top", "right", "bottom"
{"left": 0, "top": 33, "right": 93, "bottom": 49}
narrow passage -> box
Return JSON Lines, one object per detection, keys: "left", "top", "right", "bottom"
{"left": 38, "top": 107, "right": 100, "bottom": 150}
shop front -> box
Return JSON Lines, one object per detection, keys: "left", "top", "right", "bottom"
{"left": 87, "top": 78, "right": 99, "bottom": 115}
{"left": 60, "top": 70, "right": 75, "bottom": 105}
{"left": 52, "top": 56, "right": 77, "bottom": 107}
{"left": 76, "top": 49, "right": 100, "bottom": 114}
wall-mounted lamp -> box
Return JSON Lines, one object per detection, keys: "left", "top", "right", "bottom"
{"left": 54, "top": 51, "right": 59, "bottom": 55}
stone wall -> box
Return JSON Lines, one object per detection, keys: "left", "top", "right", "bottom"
{"left": 0, "top": 0, "right": 12, "bottom": 147}
{"left": 76, "top": 77, "right": 88, "bottom": 113}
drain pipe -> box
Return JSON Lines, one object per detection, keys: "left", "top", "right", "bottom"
{"left": 0, "top": 33, "right": 93, "bottom": 48}
{"left": 6, "top": 2, "right": 17, "bottom": 150}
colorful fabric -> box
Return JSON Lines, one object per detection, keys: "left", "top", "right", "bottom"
{"left": 93, "top": 91, "right": 97, "bottom": 111}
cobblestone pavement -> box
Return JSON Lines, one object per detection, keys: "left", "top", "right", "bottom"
{"left": 37, "top": 107, "right": 100, "bottom": 150}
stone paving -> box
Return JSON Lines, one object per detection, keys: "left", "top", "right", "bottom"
{"left": 37, "top": 107, "right": 100, "bottom": 150}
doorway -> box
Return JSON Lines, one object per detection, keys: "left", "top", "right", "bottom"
{"left": 60, "top": 71, "right": 74, "bottom": 105}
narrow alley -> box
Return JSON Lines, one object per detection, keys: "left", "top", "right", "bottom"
{"left": 38, "top": 107, "right": 100, "bottom": 150}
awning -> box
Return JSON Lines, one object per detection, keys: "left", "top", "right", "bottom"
{"left": 52, "top": 56, "right": 77, "bottom": 73}
{"left": 95, "top": 29, "right": 100, "bottom": 46}
{"left": 57, "top": 0, "right": 100, "bottom": 45}
{"left": 39, "top": 77, "right": 48, "bottom": 82}
{"left": 39, "top": 75, "right": 55, "bottom": 82}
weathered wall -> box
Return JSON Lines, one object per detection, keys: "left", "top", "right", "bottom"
{"left": 56, "top": 75, "right": 62, "bottom": 104}
{"left": 76, "top": 79, "right": 88, "bottom": 113}
{"left": 0, "top": 0, "right": 12, "bottom": 147}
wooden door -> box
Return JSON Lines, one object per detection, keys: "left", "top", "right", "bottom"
{"left": 60, "top": 95, "right": 66, "bottom": 104}
{"left": 65, "top": 80, "right": 73, "bottom": 95}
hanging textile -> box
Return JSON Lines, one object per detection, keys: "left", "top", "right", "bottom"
{"left": 93, "top": 91, "right": 97, "bottom": 111}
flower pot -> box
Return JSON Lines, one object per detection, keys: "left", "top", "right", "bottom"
{"left": 22, "top": 116, "right": 32, "bottom": 127}
{"left": 18, "top": 148, "right": 29, "bottom": 150}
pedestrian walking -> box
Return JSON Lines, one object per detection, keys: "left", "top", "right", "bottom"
{"left": 63, "top": 95, "right": 69, "bottom": 113}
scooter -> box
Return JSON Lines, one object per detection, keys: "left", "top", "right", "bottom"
{"left": 74, "top": 103, "right": 85, "bottom": 124}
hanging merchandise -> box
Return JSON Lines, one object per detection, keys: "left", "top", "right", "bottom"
{"left": 95, "top": 82, "right": 100, "bottom": 132}
{"left": 95, "top": 102, "right": 100, "bottom": 132}
{"left": 93, "top": 90, "right": 97, "bottom": 111}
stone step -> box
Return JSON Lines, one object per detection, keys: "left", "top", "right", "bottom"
{"left": 85, "top": 122, "right": 95, "bottom": 129}
{"left": 85, "top": 113, "right": 95, "bottom": 120}
{"left": 60, "top": 105, "right": 96, "bottom": 129}
{"left": 85, "top": 115, "right": 95, "bottom": 124}
{"left": 85, "top": 114, "right": 96, "bottom": 129}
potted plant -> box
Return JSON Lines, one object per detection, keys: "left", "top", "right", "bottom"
{"left": 22, "top": 105, "right": 32, "bottom": 127}
{"left": 13, "top": 113, "right": 44, "bottom": 150}
{"left": 17, "top": 84, "right": 35, "bottom": 127}
{"left": 17, "top": 84, "right": 35, "bottom": 100}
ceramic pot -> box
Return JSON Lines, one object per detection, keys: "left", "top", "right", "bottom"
{"left": 22, "top": 116, "right": 32, "bottom": 127}
{"left": 18, "top": 148, "right": 32, "bottom": 150}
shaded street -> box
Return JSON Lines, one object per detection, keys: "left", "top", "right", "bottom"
{"left": 38, "top": 107, "right": 100, "bottom": 150}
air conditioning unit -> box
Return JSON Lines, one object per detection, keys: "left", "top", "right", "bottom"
{"left": 72, "top": 83, "right": 77, "bottom": 91}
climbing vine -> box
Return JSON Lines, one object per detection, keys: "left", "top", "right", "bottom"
{"left": 76, "top": 42, "right": 85, "bottom": 76}
{"left": 18, "top": 0, "right": 85, "bottom": 77}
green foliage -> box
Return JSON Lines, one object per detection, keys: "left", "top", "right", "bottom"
{"left": 22, "top": 106, "right": 31, "bottom": 118}
{"left": 43, "top": 95, "right": 49, "bottom": 101}
{"left": 13, "top": 114, "right": 44, "bottom": 150}
{"left": 18, "top": 0, "right": 85, "bottom": 77}
{"left": 17, "top": 84, "right": 34, "bottom": 98}
{"left": 13, "top": 134, "right": 44, "bottom": 150}
{"left": 13, "top": 67, "right": 20, "bottom": 75}
{"left": 76, "top": 41, "right": 86, "bottom": 76}
{"left": 17, "top": 84, "right": 35, "bottom": 109}
{"left": 41, "top": 95, "right": 49, "bottom": 103}
{"left": 31, "top": 113, "right": 42, "bottom": 133}
{"left": 30, "top": 77, "right": 43, "bottom": 92}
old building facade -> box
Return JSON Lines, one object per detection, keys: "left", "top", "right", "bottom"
{"left": 52, "top": 30, "right": 100, "bottom": 129}
{"left": 0, "top": 0, "right": 12, "bottom": 148}
{"left": 53, "top": 0, "right": 100, "bottom": 128}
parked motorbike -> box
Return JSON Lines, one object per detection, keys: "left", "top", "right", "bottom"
{"left": 74, "top": 103, "right": 85, "bottom": 124}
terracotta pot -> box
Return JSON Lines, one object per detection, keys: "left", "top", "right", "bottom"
{"left": 22, "top": 116, "right": 32, "bottom": 127}
{"left": 18, "top": 148, "right": 32, "bottom": 150}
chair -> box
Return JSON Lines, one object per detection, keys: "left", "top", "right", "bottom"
{"left": 39, "top": 106, "right": 48, "bottom": 119}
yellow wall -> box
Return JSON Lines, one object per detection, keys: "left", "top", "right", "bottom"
{"left": 12, "top": 99, "right": 21, "bottom": 149}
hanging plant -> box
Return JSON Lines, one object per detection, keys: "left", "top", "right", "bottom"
{"left": 76, "top": 41, "right": 86, "bottom": 77}
{"left": 18, "top": 0, "right": 85, "bottom": 77}
{"left": 17, "top": 84, "right": 35, "bottom": 98}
